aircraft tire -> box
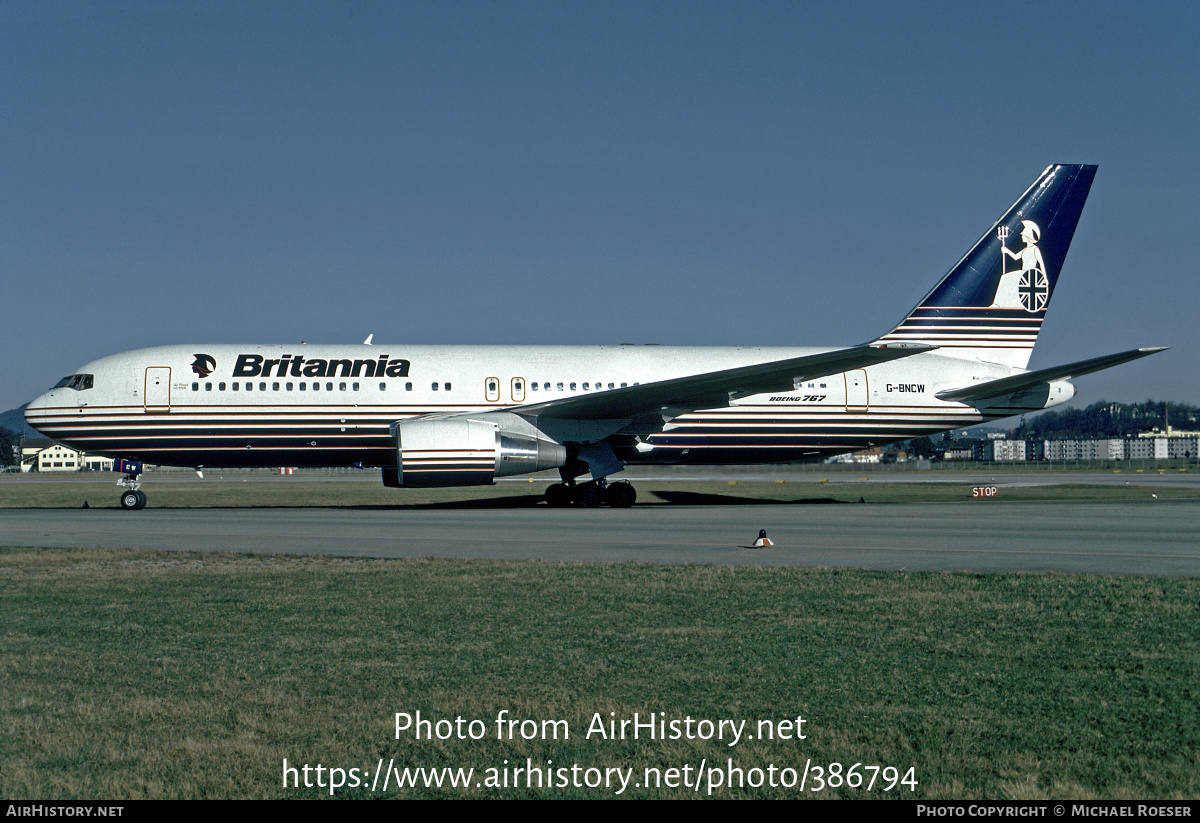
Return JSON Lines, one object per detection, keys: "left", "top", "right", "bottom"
{"left": 545, "top": 483, "right": 572, "bottom": 508}
{"left": 120, "top": 491, "right": 141, "bottom": 510}
{"left": 604, "top": 481, "right": 636, "bottom": 508}
{"left": 575, "top": 483, "right": 603, "bottom": 508}
{"left": 134, "top": 490, "right": 147, "bottom": 509}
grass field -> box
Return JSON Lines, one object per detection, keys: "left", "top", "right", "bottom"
{"left": 0, "top": 474, "right": 1196, "bottom": 509}
{"left": 2, "top": 547, "right": 1197, "bottom": 799}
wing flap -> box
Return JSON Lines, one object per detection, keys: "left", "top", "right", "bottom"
{"left": 516, "top": 343, "right": 935, "bottom": 422}
{"left": 935, "top": 347, "right": 1168, "bottom": 403}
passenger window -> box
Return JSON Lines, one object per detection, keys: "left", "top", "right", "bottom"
{"left": 286, "top": 382, "right": 293, "bottom": 391}
{"left": 205, "top": 383, "right": 212, "bottom": 391}
{"left": 531, "top": 382, "right": 538, "bottom": 391}
{"left": 340, "top": 382, "right": 346, "bottom": 391}
{"left": 259, "top": 382, "right": 266, "bottom": 391}
{"left": 379, "top": 382, "right": 386, "bottom": 391}
{"left": 352, "top": 383, "right": 359, "bottom": 391}
{"left": 557, "top": 382, "right": 563, "bottom": 391}
{"left": 326, "top": 382, "right": 333, "bottom": 391}
{"left": 570, "top": 382, "right": 577, "bottom": 390}
{"left": 273, "top": 382, "right": 280, "bottom": 391}
{"left": 583, "top": 382, "right": 590, "bottom": 390}
{"left": 192, "top": 383, "right": 198, "bottom": 391}
{"left": 608, "top": 383, "right": 614, "bottom": 389}
{"left": 232, "top": 383, "right": 239, "bottom": 391}
{"left": 299, "top": 382, "right": 306, "bottom": 391}
{"left": 405, "top": 382, "right": 412, "bottom": 391}
{"left": 445, "top": 382, "right": 451, "bottom": 391}
{"left": 311, "top": 382, "right": 319, "bottom": 391}
{"left": 432, "top": 383, "right": 439, "bottom": 391}
{"left": 621, "top": 382, "right": 627, "bottom": 388}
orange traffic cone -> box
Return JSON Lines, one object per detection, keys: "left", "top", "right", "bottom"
{"left": 752, "top": 529, "right": 774, "bottom": 548}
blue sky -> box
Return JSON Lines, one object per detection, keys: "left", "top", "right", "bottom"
{"left": 3, "top": 1, "right": 1198, "bottom": 414}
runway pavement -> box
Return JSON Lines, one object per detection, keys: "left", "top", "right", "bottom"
{"left": 7, "top": 468, "right": 1200, "bottom": 486}
{"left": 3, "top": 499, "right": 1197, "bottom": 576}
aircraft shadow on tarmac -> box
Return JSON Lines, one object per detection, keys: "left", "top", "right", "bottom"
{"left": 649, "top": 491, "right": 850, "bottom": 506}
{"left": 197, "top": 491, "right": 855, "bottom": 509}
{"left": 54, "top": 492, "right": 857, "bottom": 510}
{"left": 354, "top": 491, "right": 855, "bottom": 509}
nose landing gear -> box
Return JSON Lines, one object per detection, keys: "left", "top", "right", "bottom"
{"left": 120, "top": 488, "right": 147, "bottom": 510}
{"left": 114, "top": 459, "right": 147, "bottom": 509}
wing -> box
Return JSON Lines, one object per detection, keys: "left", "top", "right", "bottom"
{"left": 935, "top": 347, "right": 1168, "bottom": 403}
{"left": 513, "top": 343, "right": 935, "bottom": 422}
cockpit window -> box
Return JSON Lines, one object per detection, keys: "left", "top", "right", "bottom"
{"left": 53, "top": 374, "right": 94, "bottom": 391}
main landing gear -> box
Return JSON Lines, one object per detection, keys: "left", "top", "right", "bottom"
{"left": 544, "top": 478, "right": 637, "bottom": 508}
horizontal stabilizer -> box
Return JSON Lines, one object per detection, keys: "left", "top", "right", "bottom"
{"left": 521, "top": 343, "right": 935, "bottom": 421}
{"left": 935, "top": 347, "right": 1168, "bottom": 402}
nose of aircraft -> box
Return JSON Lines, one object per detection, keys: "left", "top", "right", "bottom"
{"left": 24, "top": 390, "right": 55, "bottom": 435}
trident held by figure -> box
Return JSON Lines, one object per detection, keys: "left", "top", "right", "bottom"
{"left": 997, "top": 225, "right": 1010, "bottom": 277}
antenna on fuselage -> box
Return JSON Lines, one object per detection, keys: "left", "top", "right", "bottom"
{"left": 363, "top": 334, "right": 373, "bottom": 345}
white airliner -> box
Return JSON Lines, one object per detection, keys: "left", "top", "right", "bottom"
{"left": 25, "top": 165, "right": 1164, "bottom": 509}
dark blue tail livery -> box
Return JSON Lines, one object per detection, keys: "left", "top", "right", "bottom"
{"left": 876, "top": 164, "right": 1097, "bottom": 368}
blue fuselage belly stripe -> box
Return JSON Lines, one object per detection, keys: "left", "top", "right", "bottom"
{"left": 33, "top": 404, "right": 1019, "bottom": 467}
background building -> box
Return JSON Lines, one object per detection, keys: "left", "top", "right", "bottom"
{"left": 21, "top": 440, "right": 113, "bottom": 473}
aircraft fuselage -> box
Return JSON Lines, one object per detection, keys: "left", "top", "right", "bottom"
{"left": 24, "top": 343, "right": 1053, "bottom": 470}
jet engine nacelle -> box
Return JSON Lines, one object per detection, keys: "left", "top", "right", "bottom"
{"left": 1044, "top": 379, "right": 1076, "bottom": 407}
{"left": 973, "top": 379, "right": 1077, "bottom": 414}
{"left": 384, "top": 415, "right": 567, "bottom": 487}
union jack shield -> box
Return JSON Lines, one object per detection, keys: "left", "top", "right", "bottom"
{"left": 1018, "top": 271, "right": 1049, "bottom": 312}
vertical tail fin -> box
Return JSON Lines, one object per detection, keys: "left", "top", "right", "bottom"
{"left": 874, "top": 164, "right": 1097, "bottom": 369}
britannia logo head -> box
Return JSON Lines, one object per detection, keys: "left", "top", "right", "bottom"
{"left": 191, "top": 354, "right": 216, "bottom": 378}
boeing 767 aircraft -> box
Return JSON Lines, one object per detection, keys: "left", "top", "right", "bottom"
{"left": 25, "top": 165, "right": 1164, "bottom": 509}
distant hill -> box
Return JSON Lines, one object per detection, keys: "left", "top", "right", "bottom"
{"left": 1016, "top": 400, "right": 1200, "bottom": 441}
{"left": 0, "top": 405, "right": 40, "bottom": 438}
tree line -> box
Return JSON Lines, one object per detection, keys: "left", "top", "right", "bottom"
{"left": 1014, "top": 400, "right": 1199, "bottom": 441}
{"left": 0, "top": 426, "right": 17, "bottom": 467}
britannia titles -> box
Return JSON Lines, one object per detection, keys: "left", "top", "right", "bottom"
{"left": 233, "top": 353, "right": 410, "bottom": 379}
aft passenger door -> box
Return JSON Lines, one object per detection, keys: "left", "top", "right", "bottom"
{"left": 845, "top": 369, "right": 868, "bottom": 412}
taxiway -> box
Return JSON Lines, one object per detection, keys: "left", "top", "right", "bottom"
{"left": 3, "top": 499, "right": 1197, "bottom": 576}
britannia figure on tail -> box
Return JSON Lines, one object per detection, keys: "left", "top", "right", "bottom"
{"left": 991, "top": 220, "right": 1048, "bottom": 311}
